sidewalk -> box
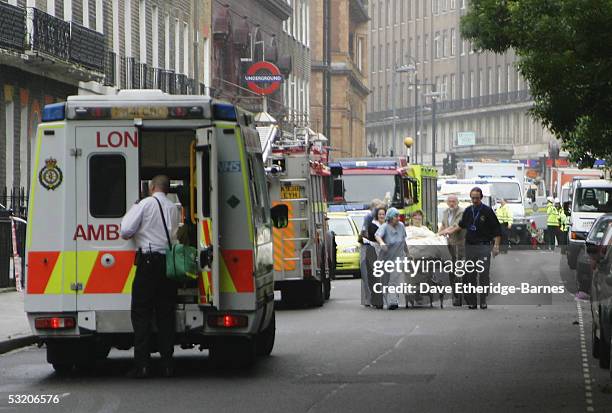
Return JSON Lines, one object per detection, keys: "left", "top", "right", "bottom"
{"left": 0, "top": 289, "right": 35, "bottom": 354}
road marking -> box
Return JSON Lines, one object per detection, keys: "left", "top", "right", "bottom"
{"left": 577, "top": 301, "right": 595, "bottom": 412}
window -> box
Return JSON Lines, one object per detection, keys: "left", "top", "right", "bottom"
{"left": 461, "top": 0, "right": 466, "bottom": 8}
{"left": 479, "top": 69, "right": 483, "bottom": 96}
{"left": 89, "top": 155, "right": 126, "bottom": 218}
{"left": 139, "top": 0, "right": 146, "bottom": 64}
{"left": 432, "top": 0, "right": 438, "bottom": 13}
{"left": 443, "top": 75, "right": 447, "bottom": 99}
{"left": 424, "top": 34, "right": 429, "bottom": 61}
{"left": 461, "top": 39, "right": 465, "bottom": 55}
{"left": 507, "top": 64, "right": 512, "bottom": 92}
{"left": 4, "top": 100, "right": 14, "bottom": 190}
{"left": 152, "top": 5, "right": 159, "bottom": 67}
{"left": 379, "top": 2, "right": 383, "bottom": 27}
{"left": 124, "top": 0, "right": 132, "bottom": 57}
{"left": 469, "top": 71, "right": 474, "bottom": 98}
{"left": 450, "top": 0, "right": 456, "bottom": 8}
{"left": 450, "top": 74, "right": 455, "bottom": 100}
{"left": 434, "top": 32, "right": 439, "bottom": 59}
{"left": 497, "top": 65, "right": 502, "bottom": 93}
{"left": 174, "top": 18, "right": 180, "bottom": 72}
{"left": 164, "top": 14, "right": 170, "bottom": 69}
{"left": 450, "top": 29, "right": 456, "bottom": 56}
{"left": 461, "top": 72, "right": 465, "bottom": 99}
{"left": 95, "top": 0, "right": 103, "bottom": 32}
{"left": 488, "top": 68, "right": 493, "bottom": 94}
{"left": 83, "top": 0, "right": 89, "bottom": 27}
{"left": 386, "top": 0, "right": 389, "bottom": 26}
{"left": 442, "top": 30, "right": 448, "bottom": 57}
{"left": 183, "top": 23, "right": 189, "bottom": 75}
{"left": 416, "top": 36, "right": 420, "bottom": 60}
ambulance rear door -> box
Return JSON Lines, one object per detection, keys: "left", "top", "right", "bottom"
{"left": 73, "top": 124, "right": 139, "bottom": 328}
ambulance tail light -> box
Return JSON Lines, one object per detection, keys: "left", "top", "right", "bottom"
{"left": 35, "top": 317, "right": 76, "bottom": 330}
{"left": 42, "top": 103, "right": 66, "bottom": 122}
{"left": 169, "top": 106, "right": 204, "bottom": 119}
{"left": 73, "top": 106, "right": 111, "bottom": 119}
{"left": 207, "top": 314, "right": 248, "bottom": 328}
{"left": 302, "top": 250, "right": 312, "bottom": 266}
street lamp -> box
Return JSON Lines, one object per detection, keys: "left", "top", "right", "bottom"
{"left": 423, "top": 87, "right": 441, "bottom": 167}
{"left": 392, "top": 62, "right": 416, "bottom": 159}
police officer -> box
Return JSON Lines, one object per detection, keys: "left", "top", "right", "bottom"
{"left": 495, "top": 198, "right": 513, "bottom": 253}
{"left": 546, "top": 196, "right": 560, "bottom": 251}
{"left": 440, "top": 187, "right": 501, "bottom": 309}
{"left": 120, "top": 175, "right": 180, "bottom": 378}
{"left": 556, "top": 198, "right": 568, "bottom": 254}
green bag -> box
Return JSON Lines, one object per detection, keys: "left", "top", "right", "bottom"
{"left": 154, "top": 197, "right": 199, "bottom": 281}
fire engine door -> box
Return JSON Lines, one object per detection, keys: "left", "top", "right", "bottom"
{"left": 195, "top": 127, "right": 219, "bottom": 308}
{"left": 74, "top": 125, "right": 139, "bottom": 310}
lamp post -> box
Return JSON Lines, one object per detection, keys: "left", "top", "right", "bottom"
{"left": 392, "top": 62, "right": 416, "bottom": 157}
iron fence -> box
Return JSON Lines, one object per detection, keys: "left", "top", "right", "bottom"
{"left": 0, "top": 187, "right": 28, "bottom": 289}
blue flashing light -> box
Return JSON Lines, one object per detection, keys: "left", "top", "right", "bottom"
{"left": 445, "top": 180, "right": 458, "bottom": 184}
{"left": 328, "top": 205, "right": 348, "bottom": 212}
{"left": 475, "top": 180, "right": 489, "bottom": 184}
{"left": 42, "top": 102, "right": 66, "bottom": 122}
{"left": 212, "top": 103, "right": 237, "bottom": 122}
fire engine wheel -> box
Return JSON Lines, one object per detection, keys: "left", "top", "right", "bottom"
{"left": 209, "top": 337, "right": 257, "bottom": 369}
{"left": 256, "top": 312, "right": 276, "bottom": 357}
{"left": 311, "top": 280, "right": 325, "bottom": 307}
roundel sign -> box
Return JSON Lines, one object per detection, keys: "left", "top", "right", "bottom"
{"left": 244, "top": 61, "right": 283, "bottom": 95}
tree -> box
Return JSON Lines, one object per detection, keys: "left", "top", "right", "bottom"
{"left": 460, "top": 0, "right": 612, "bottom": 167}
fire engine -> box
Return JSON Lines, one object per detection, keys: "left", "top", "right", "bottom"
{"left": 24, "top": 90, "right": 288, "bottom": 371}
{"left": 329, "top": 158, "right": 438, "bottom": 229}
{"left": 261, "top": 126, "right": 332, "bottom": 306}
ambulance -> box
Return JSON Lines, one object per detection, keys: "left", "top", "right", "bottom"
{"left": 24, "top": 90, "right": 288, "bottom": 371}
{"left": 264, "top": 127, "right": 332, "bottom": 306}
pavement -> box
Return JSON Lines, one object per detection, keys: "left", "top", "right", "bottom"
{"left": 0, "top": 289, "right": 35, "bottom": 354}
{"left": 1, "top": 250, "right": 611, "bottom": 412}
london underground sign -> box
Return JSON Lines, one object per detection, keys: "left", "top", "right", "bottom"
{"left": 245, "top": 61, "right": 283, "bottom": 95}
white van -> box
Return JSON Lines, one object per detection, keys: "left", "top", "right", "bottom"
{"left": 567, "top": 179, "right": 612, "bottom": 269}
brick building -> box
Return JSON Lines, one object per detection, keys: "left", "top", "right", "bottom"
{"left": 310, "top": 0, "right": 369, "bottom": 158}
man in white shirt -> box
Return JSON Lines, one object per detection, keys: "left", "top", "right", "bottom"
{"left": 439, "top": 195, "right": 465, "bottom": 306}
{"left": 120, "top": 175, "right": 180, "bottom": 378}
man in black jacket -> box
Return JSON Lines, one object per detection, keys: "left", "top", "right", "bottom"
{"left": 439, "top": 187, "right": 501, "bottom": 309}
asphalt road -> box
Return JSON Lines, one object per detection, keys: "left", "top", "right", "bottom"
{"left": 1, "top": 250, "right": 612, "bottom": 413}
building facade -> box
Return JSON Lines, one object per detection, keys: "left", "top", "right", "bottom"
{"left": 310, "top": 0, "right": 369, "bottom": 158}
{"left": 366, "top": 0, "right": 554, "bottom": 166}
{"left": 1, "top": 0, "right": 211, "bottom": 200}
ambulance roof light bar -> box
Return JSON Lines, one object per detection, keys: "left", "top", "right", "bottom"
{"left": 42, "top": 102, "right": 66, "bottom": 122}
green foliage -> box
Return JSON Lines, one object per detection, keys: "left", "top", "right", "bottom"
{"left": 460, "top": 0, "right": 612, "bottom": 167}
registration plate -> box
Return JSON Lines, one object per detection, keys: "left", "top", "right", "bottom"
{"left": 281, "top": 186, "right": 301, "bottom": 199}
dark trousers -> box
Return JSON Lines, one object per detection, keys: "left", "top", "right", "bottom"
{"left": 500, "top": 225, "right": 510, "bottom": 253}
{"left": 365, "top": 245, "right": 383, "bottom": 307}
{"left": 464, "top": 243, "right": 492, "bottom": 306}
{"left": 546, "top": 225, "right": 560, "bottom": 250}
{"left": 131, "top": 253, "right": 178, "bottom": 368}
{"left": 447, "top": 243, "right": 465, "bottom": 302}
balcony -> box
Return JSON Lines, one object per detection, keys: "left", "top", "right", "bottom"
{"left": 70, "top": 21, "right": 105, "bottom": 71}
{"left": 28, "top": 7, "right": 70, "bottom": 61}
{"left": 0, "top": 2, "right": 26, "bottom": 52}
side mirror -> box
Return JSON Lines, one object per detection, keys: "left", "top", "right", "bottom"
{"left": 271, "top": 204, "right": 289, "bottom": 229}
{"left": 586, "top": 240, "right": 599, "bottom": 256}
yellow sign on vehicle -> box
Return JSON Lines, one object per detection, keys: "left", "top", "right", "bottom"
{"left": 281, "top": 186, "right": 301, "bottom": 199}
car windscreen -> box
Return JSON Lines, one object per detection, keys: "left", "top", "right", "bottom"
{"left": 587, "top": 217, "right": 612, "bottom": 242}
{"left": 490, "top": 182, "right": 522, "bottom": 203}
{"left": 342, "top": 174, "right": 396, "bottom": 203}
{"left": 328, "top": 217, "right": 355, "bottom": 236}
{"left": 573, "top": 187, "right": 612, "bottom": 212}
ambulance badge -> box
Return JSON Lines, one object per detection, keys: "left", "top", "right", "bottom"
{"left": 39, "top": 157, "right": 63, "bottom": 190}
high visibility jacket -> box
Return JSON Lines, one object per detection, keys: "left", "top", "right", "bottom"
{"left": 559, "top": 208, "right": 568, "bottom": 231}
{"left": 496, "top": 204, "right": 513, "bottom": 225}
{"left": 546, "top": 203, "right": 560, "bottom": 226}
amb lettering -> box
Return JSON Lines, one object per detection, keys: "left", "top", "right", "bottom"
{"left": 73, "top": 224, "right": 120, "bottom": 241}
{"left": 96, "top": 130, "right": 138, "bottom": 148}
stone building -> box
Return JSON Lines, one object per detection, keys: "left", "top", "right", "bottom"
{"left": 0, "top": 0, "right": 211, "bottom": 198}
{"left": 310, "top": 0, "right": 369, "bottom": 158}
{"left": 365, "top": 0, "right": 554, "bottom": 166}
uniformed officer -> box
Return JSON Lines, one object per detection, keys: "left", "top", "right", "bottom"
{"left": 546, "top": 196, "right": 560, "bottom": 251}
{"left": 495, "top": 198, "right": 513, "bottom": 253}
{"left": 439, "top": 187, "right": 501, "bottom": 309}
{"left": 556, "top": 198, "right": 568, "bottom": 254}
{"left": 120, "top": 175, "right": 180, "bottom": 378}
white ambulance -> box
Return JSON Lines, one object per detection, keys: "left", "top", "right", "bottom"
{"left": 24, "top": 90, "right": 288, "bottom": 371}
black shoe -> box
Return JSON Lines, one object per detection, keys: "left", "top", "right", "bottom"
{"left": 388, "top": 304, "right": 398, "bottom": 310}
{"left": 452, "top": 297, "right": 462, "bottom": 307}
{"left": 468, "top": 305, "right": 477, "bottom": 309}
{"left": 480, "top": 303, "right": 488, "bottom": 309}
{"left": 127, "top": 366, "right": 150, "bottom": 379}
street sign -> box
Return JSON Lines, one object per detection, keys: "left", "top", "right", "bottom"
{"left": 457, "top": 131, "right": 476, "bottom": 146}
{"left": 244, "top": 61, "right": 283, "bottom": 95}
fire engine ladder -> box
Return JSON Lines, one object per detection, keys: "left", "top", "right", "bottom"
{"left": 279, "top": 177, "right": 311, "bottom": 278}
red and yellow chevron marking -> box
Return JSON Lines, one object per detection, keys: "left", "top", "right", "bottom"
{"left": 220, "top": 249, "right": 254, "bottom": 293}
{"left": 27, "top": 251, "right": 136, "bottom": 295}
{"left": 273, "top": 202, "right": 296, "bottom": 271}
{"left": 198, "top": 218, "right": 214, "bottom": 304}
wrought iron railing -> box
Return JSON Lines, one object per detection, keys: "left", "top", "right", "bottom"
{"left": 0, "top": 2, "right": 26, "bottom": 51}
{"left": 28, "top": 7, "right": 70, "bottom": 61}
{"left": 70, "top": 21, "right": 105, "bottom": 71}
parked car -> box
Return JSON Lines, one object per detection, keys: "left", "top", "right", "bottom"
{"left": 577, "top": 215, "right": 612, "bottom": 295}
{"left": 327, "top": 212, "right": 361, "bottom": 278}
{"left": 587, "top": 213, "right": 612, "bottom": 373}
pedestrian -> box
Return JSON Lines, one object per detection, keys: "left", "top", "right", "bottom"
{"left": 546, "top": 196, "right": 561, "bottom": 251}
{"left": 365, "top": 206, "right": 386, "bottom": 309}
{"left": 495, "top": 198, "right": 513, "bottom": 253}
{"left": 439, "top": 195, "right": 466, "bottom": 306}
{"left": 375, "top": 207, "right": 409, "bottom": 310}
{"left": 359, "top": 198, "right": 385, "bottom": 306}
{"left": 556, "top": 198, "right": 568, "bottom": 254}
{"left": 439, "top": 187, "right": 501, "bottom": 309}
{"left": 120, "top": 175, "right": 180, "bottom": 378}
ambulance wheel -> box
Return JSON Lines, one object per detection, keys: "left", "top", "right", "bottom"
{"left": 210, "top": 337, "right": 256, "bottom": 368}
{"left": 256, "top": 312, "right": 275, "bottom": 357}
